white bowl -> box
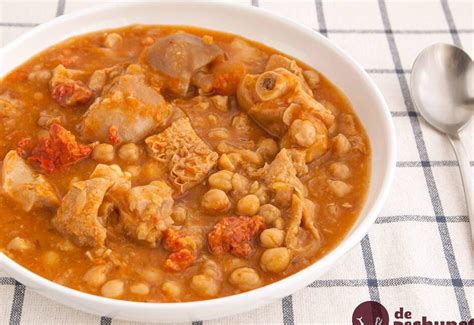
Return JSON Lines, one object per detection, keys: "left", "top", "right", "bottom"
{"left": 0, "top": 1, "right": 396, "bottom": 322}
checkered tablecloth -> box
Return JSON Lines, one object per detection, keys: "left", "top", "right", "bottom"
{"left": 1, "top": 0, "right": 473, "bottom": 324}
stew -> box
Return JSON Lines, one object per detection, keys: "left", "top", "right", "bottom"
{"left": 0, "top": 25, "right": 370, "bottom": 302}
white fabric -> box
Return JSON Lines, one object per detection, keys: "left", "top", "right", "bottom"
{"left": 0, "top": 0, "right": 472, "bottom": 324}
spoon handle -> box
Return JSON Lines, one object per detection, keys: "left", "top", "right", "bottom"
{"left": 447, "top": 134, "right": 473, "bottom": 245}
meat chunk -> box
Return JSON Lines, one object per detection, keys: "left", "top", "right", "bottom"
{"left": 88, "top": 63, "right": 127, "bottom": 93}
{"left": 162, "top": 228, "right": 198, "bottom": 272}
{"left": 1, "top": 150, "right": 59, "bottom": 212}
{"left": 120, "top": 181, "right": 174, "bottom": 245}
{"left": 89, "top": 164, "right": 131, "bottom": 193}
{"left": 80, "top": 73, "right": 170, "bottom": 144}
{"left": 147, "top": 32, "right": 223, "bottom": 96}
{"left": 52, "top": 177, "right": 113, "bottom": 247}
{"left": 208, "top": 215, "right": 265, "bottom": 258}
{"left": 28, "top": 123, "right": 92, "bottom": 173}
{"left": 265, "top": 54, "right": 311, "bottom": 93}
{"left": 285, "top": 194, "right": 321, "bottom": 252}
{"left": 262, "top": 149, "right": 307, "bottom": 197}
{"left": 223, "top": 39, "right": 269, "bottom": 74}
{"left": 146, "top": 117, "right": 218, "bottom": 195}
{"left": 237, "top": 59, "right": 334, "bottom": 163}
{"left": 50, "top": 64, "right": 94, "bottom": 107}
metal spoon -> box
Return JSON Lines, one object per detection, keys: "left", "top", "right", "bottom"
{"left": 410, "top": 43, "right": 473, "bottom": 244}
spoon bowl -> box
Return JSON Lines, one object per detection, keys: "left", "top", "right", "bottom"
{"left": 410, "top": 43, "right": 472, "bottom": 135}
{"left": 410, "top": 43, "right": 473, "bottom": 246}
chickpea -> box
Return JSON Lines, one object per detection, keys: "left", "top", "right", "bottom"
{"left": 42, "top": 251, "right": 60, "bottom": 266}
{"left": 236, "top": 194, "right": 260, "bottom": 216}
{"left": 231, "top": 173, "right": 249, "bottom": 196}
{"left": 254, "top": 184, "right": 270, "bottom": 205}
{"left": 208, "top": 114, "right": 218, "bottom": 125}
{"left": 7, "top": 237, "right": 33, "bottom": 252}
{"left": 208, "top": 170, "right": 234, "bottom": 192}
{"left": 274, "top": 217, "right": 285, "bottom": 230}
{"left": 171, "top": 206, "right": 187, "bottom": 225}
{"left": 259, "top": 204, "right": 281, "bottom": 224}
{"left": 92, "top": 143, "right": 115, "bottom": 163}
{"left": 260, "top": 247, "right": 291, "bottom": 273}
{"left": 303, "top": 70, "right": 320, "bottom": 88}
{"left": 104, "top": 33, "right": 123, "bottom": 49}
{"left": 88, "top": 70, "right": 107, "bottom": 92}
{"left": 83, "top": 265, "right": 109, "bottom": 288}
{"left": 328, "top": 162, "right": 351, "bottom": 180}
{"left": 190, "top": 274, "right": 220, "bottom": 298}
{"left": 208, "top": 128, "right": 230, "bottom": 140}
{"left": 28, "top": 69, "right": 51, "bottom": 83}
{"left": 118, "top": 143, "right": 140, "bottom": 162}
{"left": 101, "top": 279, "right": 124, "bottom": 298}
{"left": 332, "top": 133, "right": 351, "bottom": 156}
{"left": 162, "top": 281, "right": 182, "bottom": 299}
{"left": 201, "top": 189, "right": 230, "bottom": 213}
{"left": 229, "top": 267, "right": 261, "bottom": 291}
{"left": 239, "top": 150, "right": 264, "bottom": 167}
{"left": 218, "top": 154, "right": 235, "bottom": 171}
{"left": 257, "top": 138, "right": 279, "bottom": 161}
{"left": 210, "top": 95, "right": 228, "bottom": 112}
{"left": 140, "top": 268, "right": 163, "bottom": 284}
{"left": 327, "top": 180, "right": 352, "bottom": 197}
{"left": 339, "top": 114, "right": 357, "bottom": 136}
{"left": 260, "top": 228, "right": 285, "bottom": 248}
{"left": 56, "top": 239, "right": 76, "bottom": 252}
{"left": 130, "top": 283, "right": 150, "bottom": 295}
{"left": 124, "top": 165, "right": 141, "bottom": 179}
{"left": 216, "top": 141, "right": 231, "bottom": 154}
{"left": 289, "top": 119, "right": 316, "bottom": 147}
{"left": 222, "top": 258, "right": 248, "bottom": 273}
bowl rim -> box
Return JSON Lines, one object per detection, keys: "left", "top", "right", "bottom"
{"left": 0, "top": 0, "right": 397, "bottom": 314}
